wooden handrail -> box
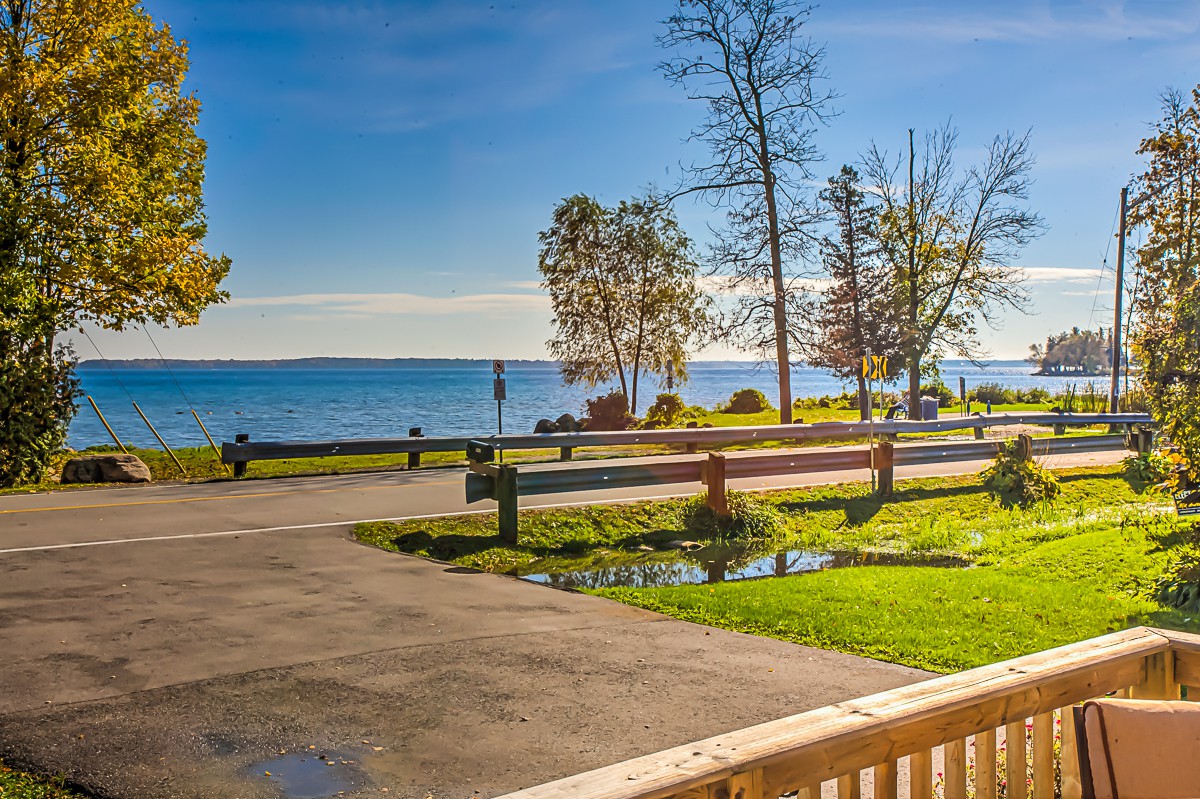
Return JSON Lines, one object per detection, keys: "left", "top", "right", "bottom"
{"left": 498, "top": 627, "right": 1198, "bottom": 799}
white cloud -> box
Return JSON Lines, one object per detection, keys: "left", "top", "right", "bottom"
{"left": 228, "top": 291, "right": 550, "bottom": 317}
{"left": 1018, "top": 266, "right": 1102, "bottom": 283}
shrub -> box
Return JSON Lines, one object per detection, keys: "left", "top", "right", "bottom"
{"left": 980, "top": 440, "right": 1061, "bottom": 506}
{"left": 644, "top": 393, "right": 685, "bottom": 427}
{"left": 0, "top": 333, "right": 80, "bottom": 487}
{"left": 970, "top": 382, "right": 1015, "bottom": 405}
{"left": 1153, "top": 544, "right": 1200, "bottom": 613}
{"left": 1123, "top": 450, "right": 1174, "bottom": 485}
{"left": 794, "top": 391, "right": 858, "bottom": 411}
{"left": 920, "top": 381, "right": 956, "bottom": 408}
{"left": 679, "top": 490, "right": 783, "bottom": 540}
{"left": 583, "top": 391, "right": 636, "bottom": 431}
{"left": 721, "top": 388, "right": 771, "bottom": 414}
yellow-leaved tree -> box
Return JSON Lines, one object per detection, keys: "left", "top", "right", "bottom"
{"left": 0, "top": 0, "right": 230, "bottom": 485}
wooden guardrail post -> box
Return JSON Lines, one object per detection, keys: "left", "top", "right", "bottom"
{"left": 1053, "top": 422, "right": 1066, "bottom": 436}
{"left": 974, "top": 423, "right": 986, "bottom": 440}
{"left": 706, "top": 451, "right": 728, "bottom": 515}
{"left": 233, "top": 433, "right": 249, "bottom": 477}
{"left": 876, "top": 441, "right": 894, "bottom": 496}
{"left": 496, "top": 463, "right": 519, "bottom": 545}
{"left": 407, "top": 427, "right": 423, "bottom": 468}
{"left": 560, "top": 446, "right": 573, "bottom": 461}
{"left": 685, "top": 421, "right": 699, "bottom": 454}
{"left": 1017, "top": 433, "right": 1033, "bottom": 462}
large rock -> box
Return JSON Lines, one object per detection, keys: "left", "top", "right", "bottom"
{"left": 61, "top": 454, "right": 152, "bottom": 484}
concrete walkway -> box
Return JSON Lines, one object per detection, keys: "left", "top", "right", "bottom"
{"left": 0, "top": 521, "right": 928, "bottom": 799}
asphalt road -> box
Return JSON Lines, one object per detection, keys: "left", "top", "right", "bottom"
{"left": 0, "top": 445, "right": 1126, "bottom": 799}
{"left": 0, "top": 444, "right": 1126, "bottom": 554}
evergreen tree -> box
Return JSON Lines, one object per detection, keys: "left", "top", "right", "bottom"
{"left": 809, "top": 166, "right": 902, "bottom": 419}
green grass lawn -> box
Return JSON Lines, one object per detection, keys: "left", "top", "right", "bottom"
{"left": 0, "top": 761, "right": 87, "bottom": 798}
{"left": 356, "top": 463, "right": 1195, "bottom": 674}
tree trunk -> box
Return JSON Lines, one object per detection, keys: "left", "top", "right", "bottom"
{"left": 762, "top": 169, "right": 792, "bottom": 424}
{"left": 905, "top": 129, "right": 922, "bottom": 421}
{"left": 857, "top": 374, "right": 870, "bottom": 422}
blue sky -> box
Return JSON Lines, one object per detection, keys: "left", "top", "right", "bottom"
{"left": 76, "top": 0, "right": 1200, "bottom": 362}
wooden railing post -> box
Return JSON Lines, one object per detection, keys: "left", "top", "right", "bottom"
{"left": 876, "top": 441, "right": 894, "bottom": 497}
{"left": 944, "top": 739, "right": 967, "bottom": 799}
{"left": 1016, "top": 433, "right": 1033, "bottom": 462}
{"left": 1004, "top": 720, "right": 1028, "bottom": 799}
{"left": 496, "top": 464, "right": 519, "bottom": 545}
{"left": 560, "top": 446, "right": 573, "bottom": 461}
{"left": 974, "top": 424, "right": 986, "bottom": 440}
{"left": 408, "top": 427, "right": 423, "bottom": 469}
{"left": 873, "top": 760, "right": 897, "bottom": 799}
{"left": 976, "top": 728, "right": 997, "bottom": 799}
{"left": 1130, "top": 650, "right": 1180, "bottom": 699}
{"left": 706, "top": 451, "right": 728, "bottom": 516}
{"left": 1032, "top": 712, "right": 1055, "bottom": 799}
{"left": 233, "top": 433, "right": 249, "bottom": 477}
{"left": 686, "top": 421, "right": 699, "bottom": 454}
{"left": 910, "top": 750, "right": 932, "bottom": 798}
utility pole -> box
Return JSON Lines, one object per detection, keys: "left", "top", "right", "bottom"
{"left": 1110, "top": 187, "right": 1128, "bottom": 414}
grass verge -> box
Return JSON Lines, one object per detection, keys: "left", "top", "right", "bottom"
{"left": 0, "top": 761, "right": 88, "bottom": 798}
{"left": 356, "top": 465, "right": 1196, "bottom": 673}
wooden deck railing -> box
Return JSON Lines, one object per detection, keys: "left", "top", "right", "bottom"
{"left": 496, "top": 627, "right": 1200, "bottom": 799}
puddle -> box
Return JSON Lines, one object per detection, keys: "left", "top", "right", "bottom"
{"left": 519, "top": 549, "right": 967, "bottom": 589}
{"left": 248, "top": 751, "right": 367, "bottom": 799}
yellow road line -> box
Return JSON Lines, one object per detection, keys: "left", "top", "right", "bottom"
{"left": 0, "top": 480, "right": 460, "bottom": 515}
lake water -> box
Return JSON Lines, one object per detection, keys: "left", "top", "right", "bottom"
{"left": 69, "top": 360, "right": 1108, "bottom": 450}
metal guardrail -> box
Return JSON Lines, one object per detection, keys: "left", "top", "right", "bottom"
{"left": 220, "top": 412, "right": 1154, "bottom": 473}
{"left": 465, "top": 432, "right": 1146, "bottom": 542}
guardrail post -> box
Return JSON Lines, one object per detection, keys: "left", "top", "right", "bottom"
{"left": 233, "top": 433, "right": 249, "bottom": 477}
{"left": 973, "top": 424, "right": 985, "bottom": 441}
{"left": 686, "top": 421, "right": 699, "bottom": 454}
{"left": 1053, "top": 422, "right": 1066, "bottom": 436}
{"left": 1017, "top": 433, "right": 1033, "bottom": 462}
{"left": 705, "top": 451, "right": 728, "bottom": 515}
{"left": 1136, "top": 427, "right": 1155, "bottom": 454}
{"left": 877, "top": 441, "right": 894, "bottom": 496}
{"left": 496, "top": 464, "right": 519, "bottom": 545}
{"left": 560, "top": 446, "right": 573, "bottom": 461}
{"left": 408, "top": 427, "right": 423, "bottom": 469}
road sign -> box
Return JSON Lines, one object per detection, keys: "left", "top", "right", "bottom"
{"left": 862, "top": 355, "right": 887, "bottom": 380}
{"left": 492, "top": 359, "right": 505, "bottom": 374}
{"left": 493, "top": 377, "right": 507, "bottom": 401}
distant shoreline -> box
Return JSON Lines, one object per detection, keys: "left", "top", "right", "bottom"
{"left": 78, "top": 357, "right": 1034, "bottom": 371}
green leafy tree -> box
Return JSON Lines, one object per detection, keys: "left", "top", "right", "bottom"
{"left": 809, "top": 165, "right": 903, "bottom": 420}
{"left": 1028, "top": 327, "right": 1111, "bottom": 375}
{"left": 0, "top": 0, "right": 230, "bottom": 483}
{"left": 1129, "top": 86, "right": 1200, "bottom": 476}
{"left": 538, "top": 193, "right": 708, "bottom": 415}
{"left": 863, "top": 126, "right": 1043, "bottom": 418}
{"left": 658, "top": 0, "right": 835, "bottom": 424}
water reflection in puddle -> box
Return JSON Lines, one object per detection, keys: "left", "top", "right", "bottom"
{"left": 519, "top": 549, "right": 967, "bottom": 590}
{"left": 248, "top": 752, "right": 366, "bottom": 799}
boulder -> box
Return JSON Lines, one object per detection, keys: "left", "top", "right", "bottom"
{"left": 61, "top": 454, "right": 152, "bottom": 484}
{"left": 534, "top": 418, "right": 558, "bottom": 434}
{"left": 554, "top": 413, "right": 582, "bottom": 433}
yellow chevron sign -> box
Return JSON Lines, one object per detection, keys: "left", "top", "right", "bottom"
{"left": 861, "top": 355, "right": 888, "bottom": 380}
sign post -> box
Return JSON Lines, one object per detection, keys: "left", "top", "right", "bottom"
{"left": 863, "top": 350, "right": 875, "bottom": 492}
{"left": 862, "top": 352, "right": 889, "bottom": 494}
{"left": 493, "top": 360, "right": 506, "bottom": 462}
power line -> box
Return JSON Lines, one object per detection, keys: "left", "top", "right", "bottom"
{"left": 140, "top": 325, "right": 196, "bottom": 412}
{"left": 1087, "top": 198, "right": 1122, "bottom": 331}
{"left": 78, "top": 327, "right": 135, "bottom": 404}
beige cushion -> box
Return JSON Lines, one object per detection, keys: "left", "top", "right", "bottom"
{"left": 1082, "top": 698, "right": 1200, "bottom": 799}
